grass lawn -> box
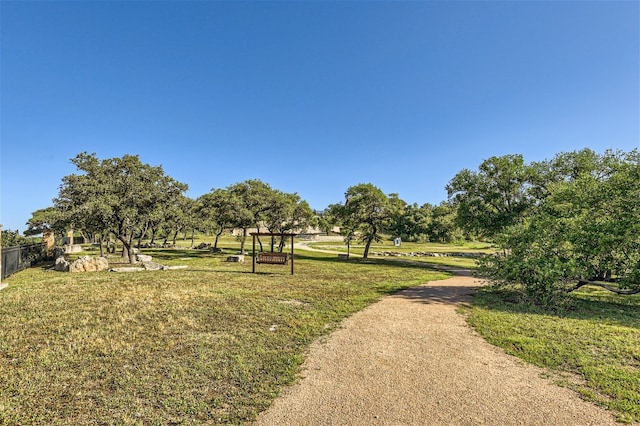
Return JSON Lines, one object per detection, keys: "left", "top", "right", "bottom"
{"left": 465, "top": 286, "right": 640, "bottom": 423}
{"left": 307, "top": 239, "right": 489, "bottom": 270}
{"left": 0, "top": 246, "right": 447, "bottom": 425}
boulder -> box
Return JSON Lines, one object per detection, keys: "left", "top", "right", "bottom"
{"left": 54, "top": 256, "right": 70, "bottom": 272}
{"left": 142, "top": 261, "right": 162, "bottom": 271}
{"left": 136, "top": 254, "right": 153, "bottom": 262}
{"left": 69, "top": 256, "right": 109, "bottom": 273}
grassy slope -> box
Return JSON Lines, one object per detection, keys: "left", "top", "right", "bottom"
{"left": 465, "top": 286, "right": 640, "bottom": 423}
{"left": 0, "top": 247, "right": 446, "bottom": 425}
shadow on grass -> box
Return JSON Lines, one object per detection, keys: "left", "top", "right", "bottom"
{"left": 395, "top": 284, "right": 481, "bottom": 305}
{"left": 473, "top": 287, "right": 640, "bottom": 329}
{"left": 293, "top": 252, "right": 470, "bottom": 275}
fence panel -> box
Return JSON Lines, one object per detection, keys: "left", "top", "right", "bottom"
{"left": 1, "top": 244, "right": 46, "bottom": 280}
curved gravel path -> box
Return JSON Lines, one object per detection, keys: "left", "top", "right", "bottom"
{"left": 255, "top": 274, "right": 619, "bottom": 425}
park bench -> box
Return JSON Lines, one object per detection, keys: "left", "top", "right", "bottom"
{"left": 256, "top": 252, "right": 289, "bottom": 265}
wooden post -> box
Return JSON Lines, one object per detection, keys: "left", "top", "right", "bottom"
{"left": 252, "top": 233, "right": 256, "bottom": 273}
{"left": 290, "top": 234, "right": 294, "bottom": 275}
{"left": 250, "top": 232, "right": 297, "bottom": 275}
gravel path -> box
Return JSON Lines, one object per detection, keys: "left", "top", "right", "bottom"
{"left": 254, "top": 275, "right": 619, "bottom": 425}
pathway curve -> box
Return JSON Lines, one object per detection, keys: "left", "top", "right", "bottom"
{"left": 255, "top": 247, "right": 619, "bottom": 425}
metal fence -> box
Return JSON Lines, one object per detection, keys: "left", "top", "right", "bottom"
{"left": 1, "top": 243, "right": 47, "bottom": 280}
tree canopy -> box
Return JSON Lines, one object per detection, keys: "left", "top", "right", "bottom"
{"left": 54, "top": 152, "right": 188, "bottom": 262}
{"left": 447, "top": 154, "right": 532, "bottom": 239}
{"left": 329, "top": 183, "right": 392, "bottom": 259}
{"left": 472, "top": 149, "right": 639, "bottom": 304}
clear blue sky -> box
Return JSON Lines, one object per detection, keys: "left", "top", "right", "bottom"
{"left": 1, "top": 1, "right": 638, "bottom": 233}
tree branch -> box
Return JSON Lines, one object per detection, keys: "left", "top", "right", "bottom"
{"left": 572, "top": 279, "right": 640, "bottom": 295}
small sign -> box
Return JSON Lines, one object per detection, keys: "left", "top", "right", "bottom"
{"left": 394, "top": 238, "right": 401, "bottom": 247}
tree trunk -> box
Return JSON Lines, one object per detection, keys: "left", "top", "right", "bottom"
{"left": 190, "top": 228, "right": 195, "bottom": 248}
{"left": 137, "top": 221, "right": 149, "bottom": 248}
{"left": 128, "top": 234, "right": 135, "bottom": 263}
{"left": 98, "top": 233, "right": 104, "bottom": 257}
{"left": 118, "top": 235, "right": 136, "bottom": 264}
{"left": 213, "top": 227, "right": 223, "bottom": 250}
{"left": 363, "top": 238, "right": 372, "bottom": 259}
{"left": 239, "top": 228, "right": 247, "bottom": 254}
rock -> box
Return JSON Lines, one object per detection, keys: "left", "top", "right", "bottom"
{"left": 69, "top": 256, "right": 109, "bottom": 273}
{"left": 136, "top": 254, "right": 153, "bottom": 262}
{"left": 162, "top": 265, "right": 188, "bottom": 270}
{"left": 54, "top": 256, "right": 70, "bottom": 272}
{"left": 110, "top": 267, "right": 145, "bottom": 273}
{"left": 226, "top": 255, "right": 244, "bottom": 263}
{"left": 142, "top": 261, "right": 162, "bottom": 271}
{"left": 195, "top": 243, "right": 211, "bottom": 250}
{"left": 63, "top": 244, "right": 83, "bottom": 254}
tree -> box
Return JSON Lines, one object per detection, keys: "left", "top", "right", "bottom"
{"left": 196, "top": 189, "right": 237, "bottom": 250}
{"left": 447, "top": 154, "right": 532, "bottom": 239}
{"left": 265, "top": 193, "right": 316, "bottom": 251}
{"left": 316, "top": 210, "right": 334, "bottom": 236}
{"left": 24, "top": 207, "right": 64, "bottom": 238}
{"left": 428, "top": 202, "right": 464, "bottom": 244}
{"left": 161, "top": 194, "right": 196, "bottom": 247}
{"left": 388, "top": 202, "right": 433, "bottom": 242}
{"left": 330, "top": 183, "right": 391, "bottom": 259}
{"left": 1, "top": 229, "right": 34, "bottom": 247}
{"left": 54, "top": 152, "right": 188, "bottom": 263}
{"left": 477, "top": 149, "right": 640, "bottom": 306}
{"left": 226, "top": 179, "right": 273, "bottom": 254}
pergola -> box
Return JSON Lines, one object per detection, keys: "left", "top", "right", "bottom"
{"left": 250, "top": 232, "right": 297, "bottom": 275}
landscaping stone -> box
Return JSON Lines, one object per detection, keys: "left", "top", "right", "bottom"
{"left": 110, "top": 267, "right": 146, "bottom": 272}
{"left": 162, "top": 265, "right": 188, "bottom": 270}
{"left": 142, "top": 261, "right": 162, "bottom": 271}
{"left": 226, "top": 255, "right": 245, "bottom": 263}
{"left": 70, "top": 256, "right": 109, "bottom": 273}
{"left": 54, "top": 256, "right": 70, "bottom": 272}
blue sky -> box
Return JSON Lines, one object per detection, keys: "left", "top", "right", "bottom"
{"left": 1, "top": 1, "right": 638, "bottom": 233}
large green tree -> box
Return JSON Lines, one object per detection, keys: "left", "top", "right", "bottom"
{"left": 477, "top": 149, "right": 640, "bottom": 305}
{"left": 24, "top": 207, "right": 64, "bottom": 238}
{"left": 196, "top": 189, "right": 238, "bottom": 250}
{"left": 226, "top": 179, "right": 273, "bottom": 253}
{"left": 447, "top": 154, "right": 532, "bottom": 239}
{"left": 263, "top": 191, "right": 316, "bottom": 251}
{"left": 329, "top": 183, "right": 391, "bottom": 259}
{"left": 54, "top": 152, "right": 188, "bottom": 263}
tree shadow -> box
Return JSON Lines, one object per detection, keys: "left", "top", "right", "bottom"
{"left": 394, "top": 284, "right": 481, "bottom": 304}
{"left": 293, "top": 252, "right": 472, "bottom": 275}
{"left": 472, "top": 287, "right": 640, "bottom": 329}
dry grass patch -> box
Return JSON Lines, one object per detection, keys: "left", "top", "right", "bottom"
{"left": 0, "top": 248, "right": 446, "bottom": 424}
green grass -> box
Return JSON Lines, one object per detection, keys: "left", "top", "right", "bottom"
{"left": 0, "top": 247, "right": 447, "bottom": 425}
{"left": 306, "top": 240, "right": 488, "bottom": 269}
{"left": 465, "top": 286, "right": 640, "bottom": 423}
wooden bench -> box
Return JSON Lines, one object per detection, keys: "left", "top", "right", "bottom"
{"left": 256, "top": 252, "right": 289, "bottom": 265}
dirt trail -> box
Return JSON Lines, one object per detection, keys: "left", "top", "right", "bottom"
{"left": 255, "top": 274, "right": 619, "bottom": 425}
